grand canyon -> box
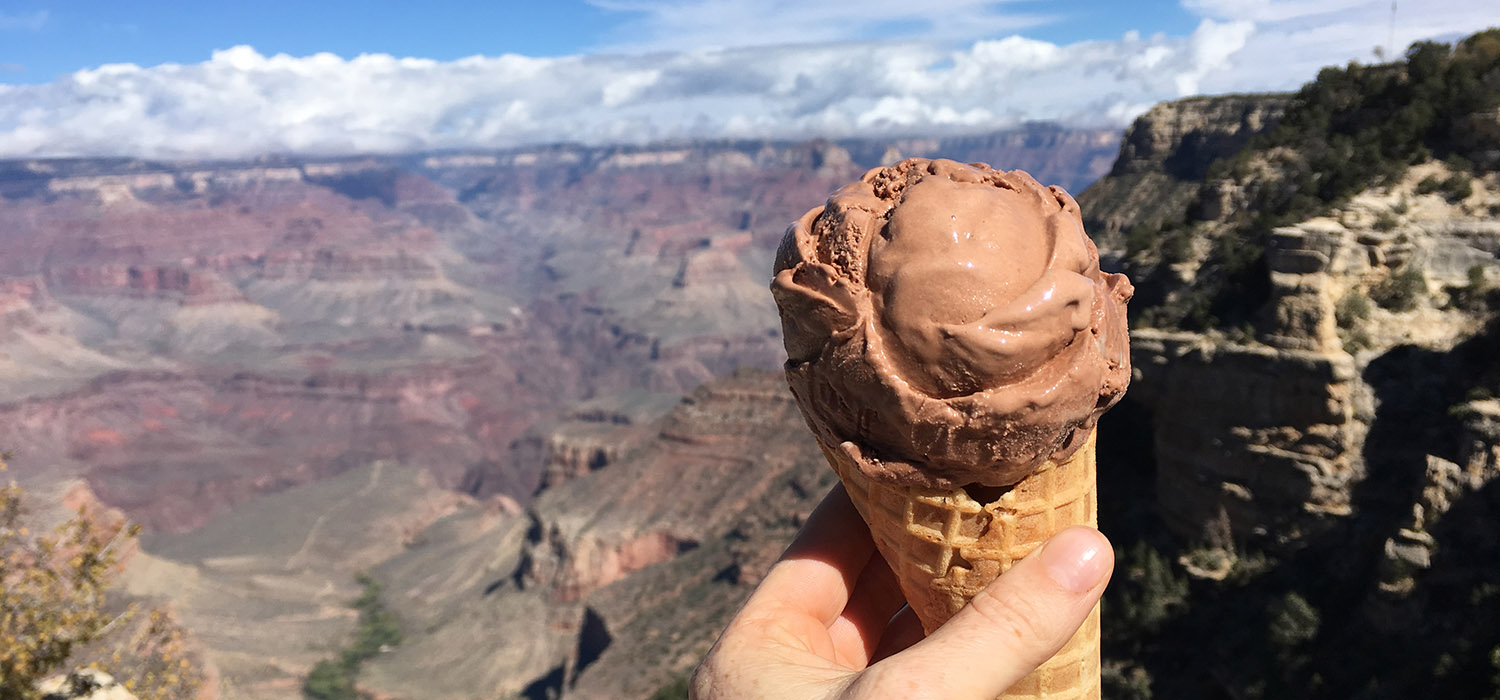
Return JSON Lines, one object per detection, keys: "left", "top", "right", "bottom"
{"left": 0, "top": 128, "right": 1120, "bottom": 698}
{"left": 3, "top": 31, "right": 1499, "bottom": 700}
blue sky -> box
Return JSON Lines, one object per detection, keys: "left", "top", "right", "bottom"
{"left": 1, "top": 1, "right": 1202, "bottom": 83}
{"left": 1, "top": 1, "right": 1496, "bottom": 158}
{"left": 0, "top": 2, "right": 620, "bottom": 81}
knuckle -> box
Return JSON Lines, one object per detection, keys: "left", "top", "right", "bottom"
{"left": 687, "top": 659, "right": 717, "bottom": 699}
{"left": 690, "top": 640, "right": 750, "bottom": 699}
{"left": 690, "top": 625, "right": 751, "bottom": 699}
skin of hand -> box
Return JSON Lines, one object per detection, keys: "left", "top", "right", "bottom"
{"left": 691, "top": 484, "right": 1113, "bottom": 700}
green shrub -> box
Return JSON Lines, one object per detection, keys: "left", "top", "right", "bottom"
{"left": 1114, "top": 542, "right": 1190, "bottom": 633}
{"left": 1335, "top": 290, "right": 1373, "bottom": 326}
{"left": 1267, "top": 592, "right": 1321, "bottom": 651}
{"left": 1470, "top": 264, "right": 1488, "bottom": 288}
{"left": 1124, "top": 221, "right": 1163, "bottom": 261}
{"left": 303, "top": 660, "right": 357, "bottom": 700}
{"left": 1162, "top": 230, "right": 1194, "bottom": 264}
{"left": 1342, "top": 329, "right": 1375, "bottom": 354}
{"left": 1371, "top": 267, "right": 1427, "bottom": 311}
{"left": 1204, "top": 233, "right": 1269, "bottom": 329}
{"left": 1153, "top": 290, "right": 1216, "bottom": 331}
{"left": 344, "top": 574, "right": 401, "bottom": 662}
{"left": 1441, "top": 173, "right": 1474, "bottom": 201}
{"left": 1449, "top": 264, "right": 1498, "bottom": 311}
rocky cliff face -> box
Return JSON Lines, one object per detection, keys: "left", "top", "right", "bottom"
{"left": 1129, "top": 331, "right": 1364, "bottom": 550}
{"left": 1084, "top": 95, "right": 1499, "bottom": 553}
{"left": 1111, "top": 96, "right": 1289, "bottom": 179}
{"left": 514, "top": 373, "right": 812, "bottom": 602}
{"left": 1259, "top": 161, "right": 1498, "bottom": 351}
{"left": 1375, "top": 398, "right": 1500, "bottom": 598}
{"left": 1080, "top": 95, "right": 1288, "bottom": 243}
{"left": 1080, "top": 37, "right": 1500, "bottom": 696}
{"left": 354, "top": 370, "right": 831, "bottom": 700}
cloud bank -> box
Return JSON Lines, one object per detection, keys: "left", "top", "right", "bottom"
{"left": 1, "top": 1, "right": 1496, "bottom": 159}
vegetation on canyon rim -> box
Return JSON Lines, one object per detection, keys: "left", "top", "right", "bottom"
{"left": 0, "top": 452, "right": 201, "bottom": 700}
{"left": 1130, "top": 29, "right": 1500, "bottom": 332}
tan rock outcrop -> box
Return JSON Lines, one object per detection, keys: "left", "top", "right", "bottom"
{"left": 515, "top": 373, "right": 803, "bottom": 601}
{"left": 1131, "top": 330, "right": 1365, "bottom": 546}
{"left": 1261, "top": 165, "right": 1499, "bottom": 354}
{"left": 1376, "top": 399, "right": 1500, "bottom": 596}
{"left": 358, "top": 370, "right": 830, "bottom": 700}
{"left": 39, "top": 671, "right": 139, "bottom": 700}
{"left": 1080, "top": 95, "right": 1289, "bottom": 242}
{"left": 1112, "top": 96, "right": 1289, "bottom": 178}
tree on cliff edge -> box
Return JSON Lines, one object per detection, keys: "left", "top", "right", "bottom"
{"left": 0, "top": 451, "right": 200, "bottom": 700}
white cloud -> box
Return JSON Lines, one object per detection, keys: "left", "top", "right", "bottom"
{"left": 1174, "top": 19, "right": 1255, "bottom": 95}
{"left": 0, "top": 1, "right": 1496, "bottom": 159}
{"left": 1189, "top": 0, "right": 1499, "bottom": 95}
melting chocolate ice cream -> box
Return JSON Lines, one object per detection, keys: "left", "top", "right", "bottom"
{"left": 772, "top": 158, "right": 1132, "bottom": 489}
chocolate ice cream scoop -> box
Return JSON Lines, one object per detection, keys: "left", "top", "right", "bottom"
{"left": 772, "top": 158, "right": 1132, "bottom": 489}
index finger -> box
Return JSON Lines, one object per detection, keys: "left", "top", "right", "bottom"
{"left": 742, "top": 483, "right": 876, "bottom": 626}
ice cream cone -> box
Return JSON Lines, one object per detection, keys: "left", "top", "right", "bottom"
{"left": 819, "top": 429, "right": 1101, "bottom": 700}
{"left": 770, "top": 159, "right": 1124, "bottom": 698}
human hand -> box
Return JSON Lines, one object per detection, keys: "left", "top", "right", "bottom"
{"left": 691, "top": 484, "right": 1113, "bottom": 700}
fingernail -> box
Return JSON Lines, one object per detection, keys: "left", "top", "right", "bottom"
{"left": 1039, "top": 527, "right": 1109, "bottom": 593}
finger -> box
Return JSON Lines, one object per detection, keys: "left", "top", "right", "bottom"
{"left": 743, "top": 484, "right": 876, "bottom": 626}
{"left": 868, "top": 605, "right": 924, "bottom": 663}
{"left": 858, "top": 527, "right": 1113, "bottom": 700}
{"left": 826, "top": 550, "right": 907, "bottom": 667}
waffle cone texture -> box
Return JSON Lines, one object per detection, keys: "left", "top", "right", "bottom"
{"left": 820, "top": 430, "right": 1101, "bottom": 700}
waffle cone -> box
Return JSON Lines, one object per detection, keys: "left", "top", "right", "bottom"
{"left": 820, "top": 430, "right": 1100, "bottom": 700}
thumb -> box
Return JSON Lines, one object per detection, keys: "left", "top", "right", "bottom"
{"left": 854, "top": 526, "right": 1113, "bottom": 700}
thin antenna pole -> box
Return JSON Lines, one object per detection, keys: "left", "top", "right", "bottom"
{"left": 1389, "top": 1, "right": 1397, "bottom": 59}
